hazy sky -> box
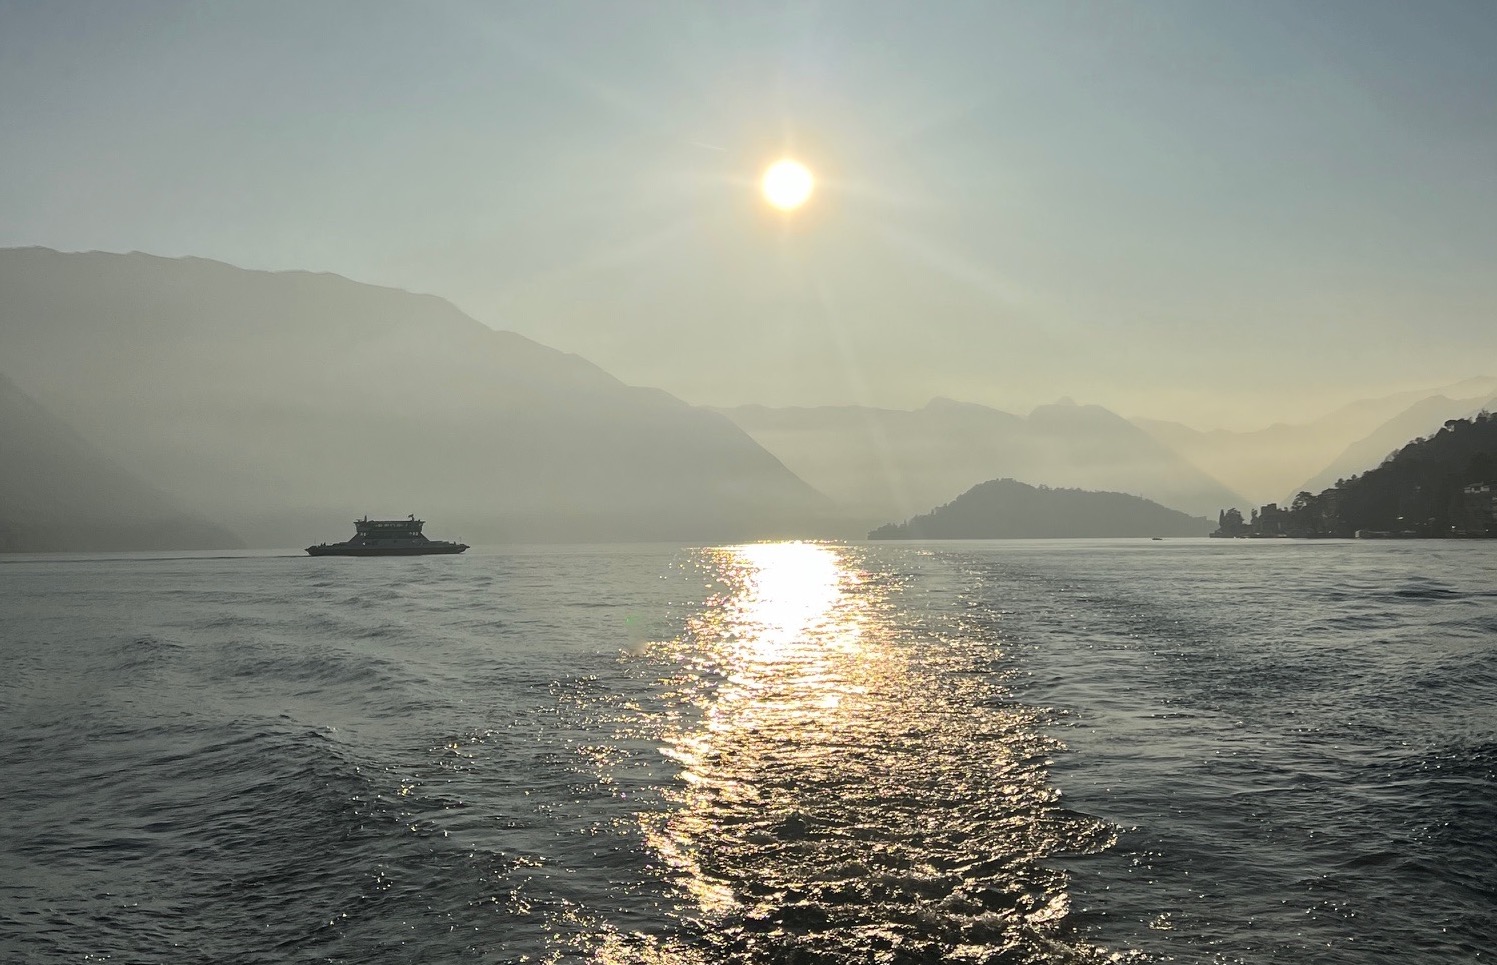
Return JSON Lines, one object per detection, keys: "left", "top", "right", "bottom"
{"left": 3, "top": 1, "right": 1495, "bottom": 429}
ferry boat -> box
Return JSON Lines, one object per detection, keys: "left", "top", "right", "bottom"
{"left": 306, "top": 515, "right": 468, "bottom": 556}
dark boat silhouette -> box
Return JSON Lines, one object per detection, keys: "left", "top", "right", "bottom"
{"left": 306, "top": 515, "right": 468, "bottom": 556}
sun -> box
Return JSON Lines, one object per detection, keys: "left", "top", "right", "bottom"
{"left": 761, "top": 159, "right": 814, "bottom": 211}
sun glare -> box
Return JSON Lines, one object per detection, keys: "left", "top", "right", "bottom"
{"left": 761, "top": 159, "right": 814, "bottom": 211}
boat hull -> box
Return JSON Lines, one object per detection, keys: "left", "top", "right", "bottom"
{"left": 306, "top": 542, "right": 468, "bottom": 556}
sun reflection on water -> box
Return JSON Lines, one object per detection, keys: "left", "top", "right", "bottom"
{"left": 625, "top": 541, "right": 1119, "bottom": 963}
{"left": 646, "top": 542, "right": 880, "bottom": 915}
{"left": 712, "top": 541, "right": 849, "bottom": 659}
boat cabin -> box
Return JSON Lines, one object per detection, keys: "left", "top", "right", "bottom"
{"left": 353, "top": 515, "right": 426, "bottom": 540}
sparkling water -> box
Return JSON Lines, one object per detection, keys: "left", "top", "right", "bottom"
{"left": 2, "top": 540, "right": 1493, "bottom": 963}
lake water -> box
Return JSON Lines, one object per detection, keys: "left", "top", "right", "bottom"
{"left": 2, "top": 540, "right": 1493, "bottom": 963}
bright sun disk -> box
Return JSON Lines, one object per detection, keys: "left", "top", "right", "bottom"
{"left": 761, "top": 159, "right": 814, "bottom": 211}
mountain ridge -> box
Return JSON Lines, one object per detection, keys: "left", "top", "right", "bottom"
{"left": 0, "top": 247, "right": 833, "bottom": 546}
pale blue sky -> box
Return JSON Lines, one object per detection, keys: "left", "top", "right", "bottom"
{"left": 3, "top": 1, "right": 1494, "bottom": 428}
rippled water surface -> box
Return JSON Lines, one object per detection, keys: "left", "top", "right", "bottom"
{"left": 2, "top": 540, "right": 1494, "bottom": 963}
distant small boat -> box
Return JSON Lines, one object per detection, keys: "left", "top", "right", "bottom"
{"left": 306, "top": 515, "right": 468, "bottom": 556}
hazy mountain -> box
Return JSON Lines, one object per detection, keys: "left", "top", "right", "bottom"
{"left": 0, "top": 371, "right": 242, "bottom": 551}
{"left": 1290, "top": 392, "right": 1497, "bottom": 500}
{"left": 718, "top": 397, "right": 1247, "bottom": 528}
{"left": 1135, "top": 377, "right": 1497, "bottom": 505}
{"left": 0, "top": 248, "right": 832, "bottom": 546}
{"left": 869, "top": 478, "right": 1214, "bottom": 539}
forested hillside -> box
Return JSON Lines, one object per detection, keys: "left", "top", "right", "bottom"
{"left": 1219, "top": 413, "right": 1497, "bottom": 538}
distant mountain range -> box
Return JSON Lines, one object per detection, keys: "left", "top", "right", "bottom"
{"left": 0, "top": 248, "right": 831, "bottom": 548}
{"left": 2, "top": 246, "right": 1490, "bottom": 550}
{"left": 869, "top": 478, "right": 1214, "bottom": 539}
{"left": 718, "top": 397, "right": 1249, "bottom": 528}
{"left": 0, "top": 371, "right": 240, "bottom": 551}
